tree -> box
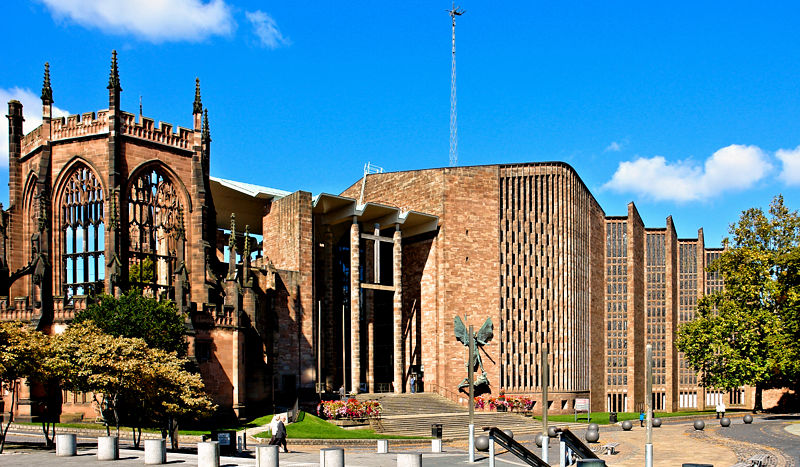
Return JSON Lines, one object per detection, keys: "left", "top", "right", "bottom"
{"left": 73, "top": 290, "right": 188, "bottom": 356}
{"left": 51, "top": 323, "right": 214, "bottom": 447}
{"left": 677, "top": 195, "right": 800, "bottom": 411}
{"left": 0, "top": 321, "right": 49, "bottom": 453}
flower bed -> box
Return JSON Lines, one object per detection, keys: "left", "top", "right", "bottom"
{"left": 317, "top": 399, "right": 382, "bottom": 420}
{"left": 474, "top": 395, "right": 535, "bottom": 413}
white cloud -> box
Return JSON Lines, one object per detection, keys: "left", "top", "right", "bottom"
{"left": 602, "top": 144, "right": 772, "bottom": 202}
{"left": 605, "top": 141, "right": 622, "bottom": 152}
{"left": 0, "top": 87, "right": 70, "bottom": 168}
{"left": 776, "top": 146, "right": 800, "bottom": 186}
{"left": 246, "top": 10, "right": 290, "bottom": 49}
{"left": 38, "top": 0, "right": 235, "bottom": 43}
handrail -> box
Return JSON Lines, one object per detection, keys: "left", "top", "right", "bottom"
{"left": 486, "top": 427, "right": 550, "bottom": 467}
{"left": 428, "top": 382, "right": 468, "bottom": 407}
{"left": 553, "top": 427, "right": 598, "bottom": 459}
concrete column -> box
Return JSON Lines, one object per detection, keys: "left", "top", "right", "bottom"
{"left": 97, "top": 436, "right": 119, "bottom": 460}
{"left": 197, "top": 441, "right": 220, "bottom": 467}
{"left": 365, "top": 239, "right": 374, "bottom": 393}
{"left": 320, "top": 447, "right": 345, "bottom": 467}
{"left": 256, "top": 445, "right": 279, "bottom": 467}
{"left": 397, "top": 453, "right": 422, "bottom": 467}
{"left": 350, "top": 219, "right": 361, "bottom": 392}
{"left": 431, "top": 439, "right": 442, "bottom": 453}
{"left": 377, "top": 439, "right": 388, "bottom": 453}
{"left": 393, "top": 226, "right": 403, "bottom": 393}
{"left": 144, "top": 439, "right": 167, "bottom": 464}
{"left": 55, "top": 433, "right": 77, "bottom": 456}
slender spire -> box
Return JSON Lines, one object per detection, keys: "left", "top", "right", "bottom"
{"left": 41, "top": 62, "right": 53, "bottom": 104}
{"left": 229, "top": 213, "right": 236, "bottom": 249}
{"left": 227, "top": 213, "right": 237, "bottom": 279}
{"left": 107, "top": 50, "right": 122, "bottom": 91}
{"left": 243, "top": 225, "right": 250, "bottom": 258}
{"left": 193, "top": 78, "right": 202, "bottom": 114}
{"left": 202, "top": 109, "right": 211, "bottom": 143}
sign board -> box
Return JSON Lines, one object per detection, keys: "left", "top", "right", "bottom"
{"left": 575, "top": 398, "right": 590, "bottom": 411}
{"left": 217, "top": 432, "right": 231, "bottom": 446}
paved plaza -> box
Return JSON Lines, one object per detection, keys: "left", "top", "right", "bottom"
{"left": 1, "top": 415, "right": 798, "bottom": 466}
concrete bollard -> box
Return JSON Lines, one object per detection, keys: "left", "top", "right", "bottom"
{"left": 431, "top": 438, "right": 442, "bottom": 453}
{"left": 320, "top": 447, "right": 344, "bottom": 467}
{"left": 144, "top": 439, "right": 167, "bottom": 464}
{"left": 97, "top": 436, "right": 119, "bottom": 460}
{"left": 256, "top": 445, "right": 279, "bottom": 467}
{"left": 55, "top": 433, "right": 77, "bottom": 456}
{"left": 377, "top": 439, "right": 389, "bottom": 453}
{"left": 397, "top": 453, "right": 422, "bottom": 467}
{"left": 198, "top": 441, "right": 220, "bottom": 467}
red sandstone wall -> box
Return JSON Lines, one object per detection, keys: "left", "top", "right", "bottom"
{"left": 262, "top": 191, "right": 316, "bottom": 388}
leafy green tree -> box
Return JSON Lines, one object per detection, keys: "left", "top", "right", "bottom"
{"left": 677, "top": 195, "right": 800, "bottom": 411}
{"left": 0, "top": 322, "right": 49, "bottom": 453}
{"left": 73, "top": 290, "right": 187, "bottom": 356}
{"left": 52, "top": 323, "right": 214, "bottom": 447}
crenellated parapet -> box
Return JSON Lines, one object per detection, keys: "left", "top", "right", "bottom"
{"left": 20, "top": 125, "right": 43, "bottom": 154}
{"left": 0, "top": 296, "right": 34, "bottom": 322}
{"left": 52, "top": 111, "right": 110, "bottom": 141}
{"left": 120, "top": 112, "right": 193, "bottom": 150}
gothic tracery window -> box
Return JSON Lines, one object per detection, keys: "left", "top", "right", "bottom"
{"left": 60, "top": 165, "right": 105, "bottom": 296}
{"left": 127, "top": 168, "right": 182, "bottom": 297}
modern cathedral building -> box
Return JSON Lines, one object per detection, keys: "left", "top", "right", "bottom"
{"left": 1, "top": 54, "right": 756, "bottom": 423}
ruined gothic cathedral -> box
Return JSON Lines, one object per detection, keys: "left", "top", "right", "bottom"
{"left": 2, "top": 53, "right": 761, "bottom": 423}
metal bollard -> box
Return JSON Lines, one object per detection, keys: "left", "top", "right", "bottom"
{"left": 198, "top": 441, "right": 220, "bottom": 467}
{"left": 377, "top": 439, "right": 389, "bottom": 453}
{"left": 397, "top": 452, "right": 422, "bottom": 467}
{"left": 144, "top": 439, "right": 167, "bottom": 464}
{"left": 97, "top": 436, "right": 119, "bottom": 461}
{"left": 256, "top": 445, "right": 279, "bottom": 467}
{"left": 320, "top": 447, "right": 344, "bottom": 467}
{"left": 431, "top": 438, "right": 442, "bottom": 453}
{"left": 56, "top": 433, "right": 77, "bottom": 456}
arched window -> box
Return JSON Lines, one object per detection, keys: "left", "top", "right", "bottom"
{"left": 127, "top": 168, "right": 182, "bottom": 297}
{"left": 60, "top": 165, "right": 105, "bottom": 296}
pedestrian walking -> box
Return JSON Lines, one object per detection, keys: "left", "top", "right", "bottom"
{"left": 269, "top": 415, "right": 289, "bottom": 453}
{"left": 639, "top": 411, "right": 645, "bottom": 427}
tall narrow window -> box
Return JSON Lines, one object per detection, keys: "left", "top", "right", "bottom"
{"left": 128, "top": 168, "right": 182, "bottom": 297}
{"left": 61, "top": 166, "right": 104, "bottom": 297}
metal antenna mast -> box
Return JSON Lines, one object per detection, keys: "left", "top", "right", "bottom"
{"left": 448, "top": 3, "right": 464, "bottom": 167}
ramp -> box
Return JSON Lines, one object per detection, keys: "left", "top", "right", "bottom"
{"left": 554, "top": 428, "right": 599, "bottom": 459}
{"left": 487, "top": 427, "right": 551, "bottom": 467}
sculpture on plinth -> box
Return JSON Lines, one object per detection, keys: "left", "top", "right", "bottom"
{"left": 454, "top": 315, "right": 493, "bottom": 396}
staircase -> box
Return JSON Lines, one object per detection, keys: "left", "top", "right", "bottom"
{"left": 357, "top": 393, "right": 585, "bottom": 438}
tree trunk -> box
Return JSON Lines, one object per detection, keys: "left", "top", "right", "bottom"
{"left": 754, "top": 382, "right": 763, "bottom": 413}
{"left": 0, "top": 385, "right": 17, "bottom": 454}
{"left": 132, "top": 427, "right": 142, "bottom": 448}
{"left": 41, "top": 421, "right": 55, "bottom": 447}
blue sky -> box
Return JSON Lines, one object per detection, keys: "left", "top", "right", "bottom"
{"left": 3, "top": 1, "right": 800, "bottom": 245}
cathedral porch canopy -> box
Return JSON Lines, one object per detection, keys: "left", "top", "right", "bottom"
{"left": 312, "top": 193, "right": 438, "bottom": 237}
{"left": 210, "top": 177, "right": 291, "bottom": 234}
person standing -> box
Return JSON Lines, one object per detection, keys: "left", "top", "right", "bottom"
{"left": 410, "top": 375, "right": 416, "bottom": 394}
{"left": 639, "top": 411, "right": 645, "bottom": 427}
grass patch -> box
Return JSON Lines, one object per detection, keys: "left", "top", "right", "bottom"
{"left": 535, "top": 409, "right": 749, "bottom": 425}
{"left": 253, "top": 412, "right": 426, "bottom": 439}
